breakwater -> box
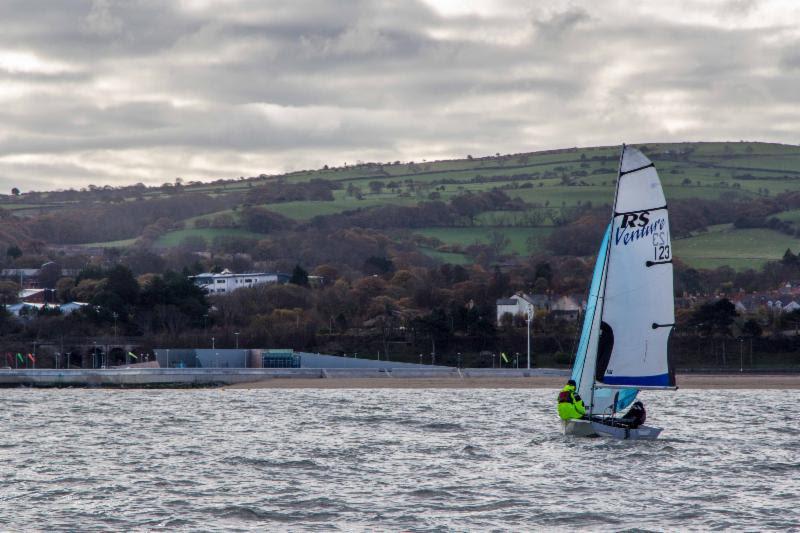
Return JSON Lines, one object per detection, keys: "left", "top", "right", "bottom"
{"left": 0, "top": 367, "right": 569, "bottom": 388}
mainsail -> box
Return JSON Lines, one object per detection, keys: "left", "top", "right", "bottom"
{"left": 570, "top": 145, "right": 675, "bottom": 416}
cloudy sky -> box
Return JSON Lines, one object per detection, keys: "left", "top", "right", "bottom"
{"left": 1, "top": 0, "right": 799, "bottom": 192}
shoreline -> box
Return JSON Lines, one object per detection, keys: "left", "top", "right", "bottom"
{"left": 2, "top": 368, "right": 798, "bottom": 389}
{"left": 225, "top": 373, "right": 800, "bottom": 390}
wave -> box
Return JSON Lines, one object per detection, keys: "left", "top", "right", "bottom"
{"left": 420, "top": 422, "right": 464, "bottom": 432}
{"left": 225, "top": 456, "right": 322, "bottom": 470}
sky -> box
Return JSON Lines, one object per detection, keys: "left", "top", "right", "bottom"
{"left": 1, "top": 0, "right": 799, "bottom": 192}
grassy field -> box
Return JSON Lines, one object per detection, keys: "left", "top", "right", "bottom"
{"left": 673, "top": 224, "right": 800, "bottom": 270}
{"left": 775, "top": 209, "right": 800, "bottom": 224}
{"left": 155, "top": 228, "right": 265, "bottom": 247}
{"left": 262, "top": 194, "right": 420, "bottom": 220}
{"left": 413, "top": 227, "right": 554, "bottom": 255}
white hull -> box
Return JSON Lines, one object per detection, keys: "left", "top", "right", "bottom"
{"left": 562, "top": 419, "right": 598, "bottom": 437}
{"left": 562, "top": 419, "right": 662, "bottom": 440}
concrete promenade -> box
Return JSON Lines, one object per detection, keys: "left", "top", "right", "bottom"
{"left": 0, "top": 367, "right": 569, "bottom": 388}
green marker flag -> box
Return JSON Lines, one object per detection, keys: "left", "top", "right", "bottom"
{"left": 500, "top": 352, "right": 509, "bottom": 364}
{"left": 128, "top": 352, "right": 138, "bottom": 360}
{"left": 16, "top": 353, "right": 24, "bottom": 363}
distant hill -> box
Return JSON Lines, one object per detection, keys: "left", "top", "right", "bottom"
{"left": 4, "top": 141, "right": 800, "bottom": 271}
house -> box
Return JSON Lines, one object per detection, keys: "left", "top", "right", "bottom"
{"left": 19, "top": 288, "right": 47, "bottom": 303}
{"left": 190, "top": 269, "right": 290, "bottom": 295}
{"left": 496, "top": 293, "right": 539, "bottom": 323}
{"left": 528, "top": 293, "right": 551, "bottom": 312}
{"left": 550, "top": 295, "right": 585, "bottom": 321}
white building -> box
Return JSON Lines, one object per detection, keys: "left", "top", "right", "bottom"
{"left": 496, "top": 293, "right": 538, "bottom": 323}
{"left": 5, "top": 301, "right": 87, "bottom": 318}
{"left": 191, "top": 269, "right": 290, "bottom": 295}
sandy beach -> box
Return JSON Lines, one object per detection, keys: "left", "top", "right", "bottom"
{"left": 226, "top": 373, "right": 800, "bottom": 390}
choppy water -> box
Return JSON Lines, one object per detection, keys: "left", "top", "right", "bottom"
{"left": 0, "top": 388, "right": 798, "bottom": 531}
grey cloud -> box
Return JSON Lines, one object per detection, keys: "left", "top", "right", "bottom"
{"left": 716, "top": 0, "right": 760, "bottom": 18}
{"left": 532, "top": 7, "right": 590, "bottom": 42}
{"left": 0, "top": 0, "right": 799, "bottom": 191}
{"left": 781, "top": 45, "right": 800, "bottom": 70}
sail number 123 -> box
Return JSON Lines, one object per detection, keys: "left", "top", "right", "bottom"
{"left": 653, "top": 231, "right": 670, "bottom": 261}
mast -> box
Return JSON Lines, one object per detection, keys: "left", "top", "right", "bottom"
{"left": 588, "top": 144, "right": 626, "bottom": 417}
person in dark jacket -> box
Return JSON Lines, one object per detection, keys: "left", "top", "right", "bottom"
{"left": 619, "top": 401, "right": 646, "bottom": 428}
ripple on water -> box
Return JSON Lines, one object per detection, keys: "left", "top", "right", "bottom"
{"left": 453, "top": 444, "right": 491, "bottom": 460}
{"left": 226, "top": 456, "right": 322, "bottom": 470}
{"left": 406, "top": 488, "right": 457, "bottom": 499}
{"left": 420, "top": 422, "right": 464, "bottom": 432}
{"left": 218, "top": 503, "right": 343, "bottom": 524}
{"left": 0, "top": 388, "right": 798, "bottom": 530}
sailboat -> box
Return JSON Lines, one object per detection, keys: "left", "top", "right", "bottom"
{"left": 563, "top": 145, "right": 676, "bottom": 440}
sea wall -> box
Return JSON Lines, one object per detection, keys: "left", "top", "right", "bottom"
{"left": 0, "top": 367, "right": 568, "bottom": 387}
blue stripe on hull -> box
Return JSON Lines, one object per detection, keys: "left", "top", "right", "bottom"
{"left": 601, "top": 373, "right": 671, "bottom": 386}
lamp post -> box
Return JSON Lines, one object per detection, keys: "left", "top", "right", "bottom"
{"left": 113, "top": 312, "right": 120, "bottom": 365}
{"left": 211, "top": 336, "right": 215, "bottom": 350}
{"left": 526, "top": 304, "right": 533, "bottom": 369}
{"left": 457, "top": 352, "right": 461, "bottom": 369}
{"left": 166, "top": 348, "right": 170, "bottom": 369}
{"left": 234, "top": 332, "right": 239, "bottom": 349}
{"left": 739, "top": 337, "right": 744, "bottom": 373}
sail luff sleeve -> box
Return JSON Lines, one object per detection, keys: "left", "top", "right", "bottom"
{"left": 571, "top": 224, "right": 611, "bottom": 403}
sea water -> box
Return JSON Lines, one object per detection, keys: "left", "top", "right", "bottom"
{"left": 0, "top": 388, "right": 797, "bottom": 531}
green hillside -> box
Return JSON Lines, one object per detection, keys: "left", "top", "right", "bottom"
{"left": 674, "top": 224, "right": 800, "bottom": 270}
{"left": 7, "top": 141, "right": 800, "bottom": 270}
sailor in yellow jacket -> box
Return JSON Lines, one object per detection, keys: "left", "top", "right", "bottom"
{"left": 557, "top": 379, "right": 586, "bottom": 420}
